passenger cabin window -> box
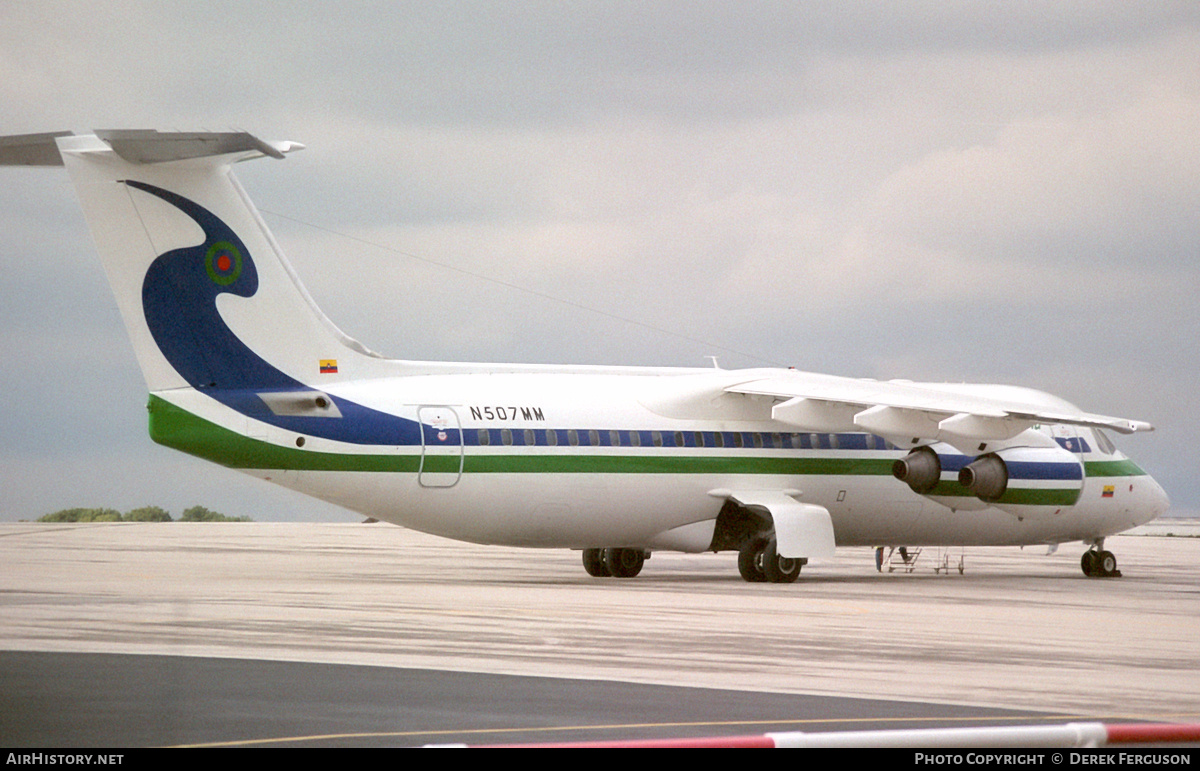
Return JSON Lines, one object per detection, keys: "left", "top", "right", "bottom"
{"left": 501, "top": 428, "right": 512, "bottom": 446}
{"left": 629, "top": 431, "right": 641, "bottom": 447}
{"left": 546, "top": 429, "right": 558, "bottom": 446}
{"left": 524, "top": 429, "right": 535, "bottom": 445}
{"left": 478, "top": 429, "right": 490, "bottom": 446}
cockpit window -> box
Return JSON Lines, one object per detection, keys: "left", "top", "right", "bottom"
{"left": 1094, "top": 429, "right": 1116, "bottom": 455}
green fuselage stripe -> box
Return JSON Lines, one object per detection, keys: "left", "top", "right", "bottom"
{"left": 148, "top": 395, "right": 896, "bottom": 475}
{"left": 147, "top": 395, "right": 1147, "bottom": 503}
{"left": 149, "top": 395, "right": 418, "bottom": 472}
{"left": 1084, "top": 459, "right": 1145, "bottom": 477}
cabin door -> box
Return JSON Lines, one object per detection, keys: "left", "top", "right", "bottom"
{"left": 418, "top": 406, "right": 464, "bottom": 488}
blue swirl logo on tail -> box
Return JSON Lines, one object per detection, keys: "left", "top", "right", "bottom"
{"left": 129, "top": 180, "right": 419, "bottom": 446}
{"left": 132, "top": 180, "right": 278, "bottom": 391}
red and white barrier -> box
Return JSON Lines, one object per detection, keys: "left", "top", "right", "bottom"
{"left": 456, "top": 721, "right": 1200, "bottom": 748}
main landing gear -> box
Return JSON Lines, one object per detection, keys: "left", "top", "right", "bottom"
{"left": 582, "top": 547, "right": 646, "bottom": 578}
{"left": 738, "top": 537, "right": 804, "bottom": 584}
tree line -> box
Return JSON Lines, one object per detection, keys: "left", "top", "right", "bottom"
{"left": 37, "top": 505, "right": 251, "bottom": 523}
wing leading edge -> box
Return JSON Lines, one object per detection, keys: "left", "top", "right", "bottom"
{"left": 725, "top": 371, "right": 1152, "bottom": 455}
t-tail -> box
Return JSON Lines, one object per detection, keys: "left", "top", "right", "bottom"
{"left": 0, "top": 130, "right": 378, "bottom": 396}
{"left": 1, "top": 129, "right": 425, "bottom": 457}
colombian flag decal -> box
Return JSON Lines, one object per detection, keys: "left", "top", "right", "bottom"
{"left": 1101, "top": 485, "right": 1115, "bottom": 498}
{"left": 320, "top": 359, "right": 338, "bottom": 374}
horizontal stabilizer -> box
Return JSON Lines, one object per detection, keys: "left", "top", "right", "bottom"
{"left": 0, "top": 131, "right": 75, "bottom": 166}
{"left": 0, "top": 130, "right": 303, "bottom": 167}
{"left": 94, "top": 130, "right": 303, "bottom": 164}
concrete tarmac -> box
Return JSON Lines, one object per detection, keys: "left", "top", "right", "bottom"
{"left": 2, "top": 522, "right": 1198, "bottom": 743}
{"left": 1, "top": 651, "right": 1056, "bottom": 747}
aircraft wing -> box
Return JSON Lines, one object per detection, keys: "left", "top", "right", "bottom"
{"left": 725, "top": 370, "right": 1153, "bottom": 450}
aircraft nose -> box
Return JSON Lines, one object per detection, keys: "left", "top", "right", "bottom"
{"left": 1150, "top": 477, "right": 1171, "bottom": 517}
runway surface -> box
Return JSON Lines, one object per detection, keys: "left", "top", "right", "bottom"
{"left": 2, "top": 651, "right": 1061, "bottom": 747}
{"left": 2, "top": 522, "right": 1198, "bottom": 746}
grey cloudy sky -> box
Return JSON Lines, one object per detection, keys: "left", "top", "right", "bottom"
{"left": 1, "top": 1, "right": 1197, "bottom": 522}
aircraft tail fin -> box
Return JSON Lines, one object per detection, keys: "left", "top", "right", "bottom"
{"left": 1, "top": 129, "right": 379, "bottom": 394}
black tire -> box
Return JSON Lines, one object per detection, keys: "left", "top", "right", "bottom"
{"left": 738, "top": 539, "right": 767, "bottom": 582}
{"left": 604, "top": 548, "right": 645, "bottom": 578}
{"left": 1081, "top": 550, "right": 1099, "bottom": 577}
{"left": 582, "top": 548, "right": 610, "bottom": 577}
{"left": 1099, "top": 550, "right": 1118, "bottom": 577}
{"left": 762, "top": 538, "right": 802, "bottom": 584}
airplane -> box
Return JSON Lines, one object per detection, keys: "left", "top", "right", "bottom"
{"left": 0, "top": 129, "right": 1170, "bottom": 583}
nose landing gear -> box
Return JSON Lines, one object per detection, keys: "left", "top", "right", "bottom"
{"left": 1081, "top": 543, "right": 1121, "bottom": 578}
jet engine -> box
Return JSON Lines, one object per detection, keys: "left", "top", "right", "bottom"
{"left": 958, "top": 445, "right": 1083, "bottom": 518}
{"left": 892, "top": 444, "right": 988, "bottom": 511}
{"left": 892, "top": 445, "right": 941, "bottom": 494}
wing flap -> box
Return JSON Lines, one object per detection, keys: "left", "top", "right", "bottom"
{"left": 727, "top": 371, "right": 1153, "bottom": 447}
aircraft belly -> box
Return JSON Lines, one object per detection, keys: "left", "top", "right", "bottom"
{"left": 255, "top": 469, "right": 731, "bottom": 548}
{"left": 247, "top": 465, "right": 1153, "bottom": 550}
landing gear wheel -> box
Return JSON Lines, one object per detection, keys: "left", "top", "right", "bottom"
{"left": 738, "top": 539, "right": 767, "bottom": 582}
{"left": 1082, "top": 549, "right": 1121, "bottom": 578}
{"left": 603, "top": 548, "right": 645, "bottom": 578}
{"left": 762, "top": 538, "right": 802, "bottom": 584}
{"left": 582, "top": 548, "right": 610, "bottom": 577}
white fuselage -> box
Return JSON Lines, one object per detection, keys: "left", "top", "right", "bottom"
{"left": 4, "top": 129, "right": 1165, "bottom": 572}
{"left": 159, "top": 366, "right": 1167, "bottom": 552}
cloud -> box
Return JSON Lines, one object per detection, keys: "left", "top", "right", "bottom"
{"left": 1, "top": 2, "right": 1197, "bottom": 520}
